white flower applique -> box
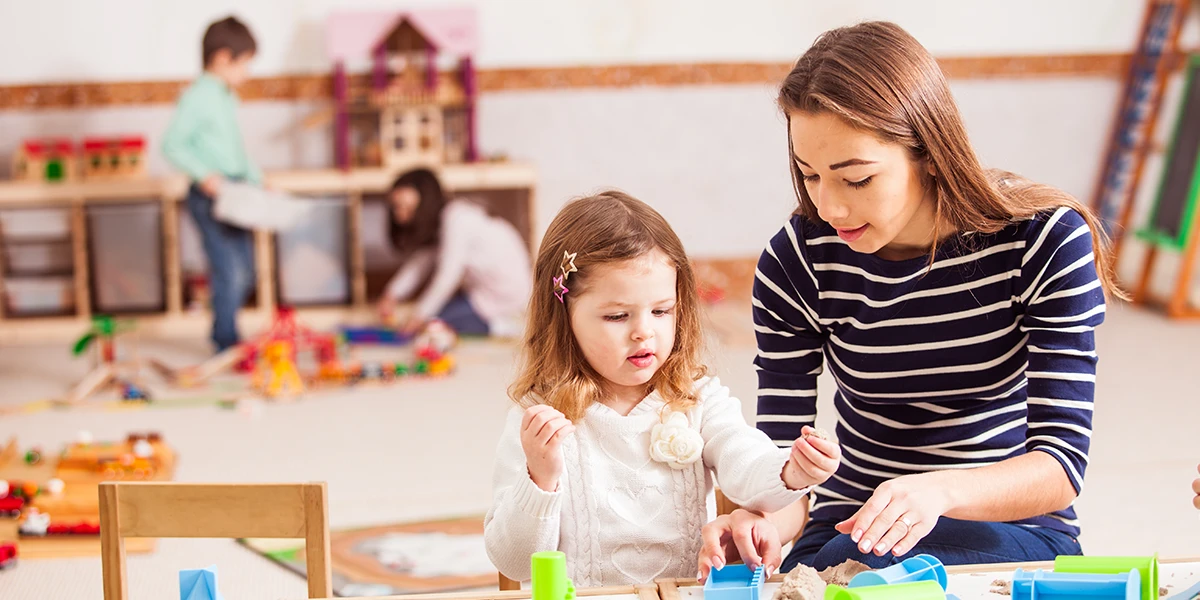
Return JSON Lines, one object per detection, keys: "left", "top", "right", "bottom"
{"left": 649, "top": 407, "right": 704, "bottom": 469}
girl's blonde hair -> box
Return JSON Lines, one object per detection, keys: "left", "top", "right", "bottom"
{"left": 778, "top": 21, "right": 1126, "bottom": 300}
{"left": 508, "top": 191, "right": 707, "bottom": 422}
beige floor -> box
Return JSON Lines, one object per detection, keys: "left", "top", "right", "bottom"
{"left": 0, "top": 301, "right": 1198, "bottom": 599}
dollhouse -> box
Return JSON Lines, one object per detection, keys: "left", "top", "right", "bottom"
{"left": 325, "top": 7, "right": 480, "bottom": 170}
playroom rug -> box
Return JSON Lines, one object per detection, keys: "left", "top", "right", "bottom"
{"left": 238, "top": 515, "right": 497, "bottom": 597}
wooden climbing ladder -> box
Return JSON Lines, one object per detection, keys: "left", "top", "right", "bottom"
{"left": 1090, "top": 0, "right": 1190, "bottom": 261}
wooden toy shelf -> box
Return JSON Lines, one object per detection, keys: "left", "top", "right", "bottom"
{"left": 0, "top": 162, "right": 537, "bottom": 343}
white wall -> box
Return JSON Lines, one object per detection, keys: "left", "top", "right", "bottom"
{"left": 0, "top": 0, "right": 1186, "bottom": 84}
{"left": 0, "top": 77, "right": 1128, "bottom": 259}
{"left": 0, "top": 1, "right": 1196, "bottom": 295}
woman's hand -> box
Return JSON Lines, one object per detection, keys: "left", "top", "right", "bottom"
{"left": 399, "top": 314, "right": 426, "bottom": 335}
{"left": 377, "top": 296, "right": 399, "bottom": 322}
{"left": 697, "top": 509, "right": 783, "bottom": 582}
{"left": 835, "top": 472, "right": 951, "bottom": 557}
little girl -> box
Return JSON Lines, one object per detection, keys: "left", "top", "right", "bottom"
{"left": 483, "top": 191, "right": 842, "bottom": 586}
{"left": 378, "top": 168, "right": 532, "bottom": 337}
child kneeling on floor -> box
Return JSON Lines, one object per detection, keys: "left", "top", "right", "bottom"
{"left": 483, "top": 191, "right": 842, "bottom": 586}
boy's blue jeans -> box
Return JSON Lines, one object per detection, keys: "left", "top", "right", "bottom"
{"left": 782, "top": 517, "right": 1082, "bottom": 572}
{"left": 186, "top": 183, "right": 255, "bottom": 352}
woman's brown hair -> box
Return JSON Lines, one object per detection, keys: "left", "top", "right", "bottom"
{"left": 387, "top": 168, "right": 449, "bottom": 256}
{"left": 778, "top": 21, "right": 1126, "bottom": 300}
{"left": 508, "top": 191, "right": 707, "bottom": 422}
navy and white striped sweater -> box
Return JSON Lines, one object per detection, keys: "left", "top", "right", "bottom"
{"left": 753, "top": 206, "right": 1104, "bottom": 537}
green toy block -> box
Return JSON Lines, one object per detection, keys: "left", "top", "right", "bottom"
{"left": 825, "top": 581, "right": 946, "bottom": 600}
{"left": 1054, "top": 555, "right": 1158, "bottom": 600}
{"left": 531, "top": 551, "right": 574, "bottom": 600}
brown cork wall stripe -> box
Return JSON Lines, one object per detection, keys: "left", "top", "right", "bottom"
{"left": 0, "top": 51, "right": 1185, "bottom": 110}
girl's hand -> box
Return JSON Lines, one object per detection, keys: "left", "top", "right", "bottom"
{"left": 520, "top": 405, "right": 575, "bottom": 492}
{"left": 697, "top": 509, "right": 782, "bottom": 582}
{"left": 377, "top": 296, "right": 398, "bottom": 322}
{"left": 400, "top": 314, "right": 425, "bottom": 335}
{"left": 782, "top": 426, "right": 840, "bottom": 491}
{"left": 1192, "top": 464, "right": 1199, "bottom": 510}
{"left": 835, "top": 472, "right": 951, "bottom": 557}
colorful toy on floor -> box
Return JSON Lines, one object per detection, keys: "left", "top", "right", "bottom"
{"left": 0, "top": 481, "right": 25, "bottom": 517}
{"left": 18, "top": 506, "right": 101, "bottom": 537}
{"left": 705, "top": 564, "right": 765, "bottom": 600}
{"left": 180, "top": 306, "right": 339, "bottom": 389}
{"left": 0, "top": 542, "right": 16, "bottom": 570}
{"left": 180, "top": 565, "right": 225, "bottom": 600}
{"left": 253, "top": 340, "right": 305, "bottom": 398}
{"left": 315, "top": 319, "right": 458, "bottom": 385}
{"left": 44, "top": 478, "right": 65, "bottom": 496}
{"left": 531, "top": 551, "right": 574, "bottom": 600}
{"left": 339, "top": 325, "right": 413, "bottom": 346}
{"left": 0, "top": 433, "right": 178, "bottom": 559}
{"left": 413, "top": 319, "right": 457, "bottom": 375}
{"left": 118, "top": 378, "right": 151, "bottom": 402}
{"left": 65, "top": 315, "right": 175, "bottom": 404}
{"left": 57, "top": 432, "right": 168, "bottom": 480}
{"left": 18, "top": 507, "right": 50, "bottom": 536}
{"left": 180, "top": 307, "right": 459, "bottom": 397}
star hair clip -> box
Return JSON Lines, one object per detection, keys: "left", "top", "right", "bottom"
{"left": 554, "top": 251, "right": 577, "bottom": 304}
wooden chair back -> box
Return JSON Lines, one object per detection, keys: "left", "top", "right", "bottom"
{"left": 99, "top": 482, "right": 332, "bottom": 599}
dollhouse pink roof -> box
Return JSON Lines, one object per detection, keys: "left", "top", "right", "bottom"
{"left": 326, "top": 6, "right": 478, "bottom": 61}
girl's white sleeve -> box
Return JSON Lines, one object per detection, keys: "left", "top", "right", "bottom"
{"left": 699, "top": 378, "right": 808, "bottom": 512}
{"left": 414, "top": 202, "right": 478, "bottom": 321}
{"left": 483, "top": 406, "right": 563, "bottom": 582}
{"left": 382, "top": 247, "right": 437, "bottom": 301}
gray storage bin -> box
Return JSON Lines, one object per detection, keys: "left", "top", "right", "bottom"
{"left": 88, "top": 203, "right": 164, "bottom": 312}
{"left": 276, "top": 196, "right": 349, "bottom": 305}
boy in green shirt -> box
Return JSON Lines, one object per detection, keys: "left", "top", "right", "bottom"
{"left": 162, "top": 16, "right": 260, "bottom": 352}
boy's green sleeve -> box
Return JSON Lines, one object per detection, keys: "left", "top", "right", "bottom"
{"left": 161, "top": 88, "right": 213, "bottom": 182}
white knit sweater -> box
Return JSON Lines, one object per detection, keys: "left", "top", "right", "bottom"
{"left": 483, "top": 377, "right": 805, "bottom": 587}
